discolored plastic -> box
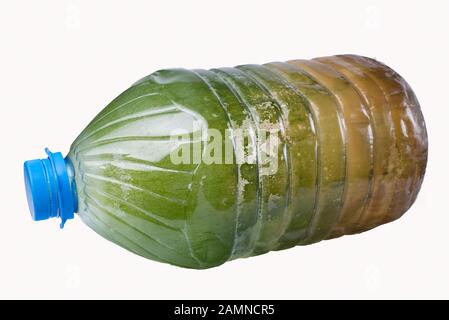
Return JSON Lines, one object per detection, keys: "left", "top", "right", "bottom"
{"left": 28, "top": 54, "right": 427, "bottom": 269}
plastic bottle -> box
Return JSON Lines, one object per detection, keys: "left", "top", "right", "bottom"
{"left": 23, "top": 54, "right": 428, "bottom": 269}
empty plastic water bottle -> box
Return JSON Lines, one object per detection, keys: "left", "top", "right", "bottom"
{"left": 23, "top": 55, "right": 427, "bottom": 269}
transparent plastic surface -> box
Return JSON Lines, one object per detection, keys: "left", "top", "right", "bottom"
{"left": 68, "top": 55, "right": 428, "bottom": 268}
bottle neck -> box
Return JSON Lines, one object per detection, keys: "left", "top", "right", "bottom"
{"left": 65, "top": 156, "right": 79, "bottom": 214}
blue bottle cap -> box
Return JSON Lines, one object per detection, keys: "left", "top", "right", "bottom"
{"left": 24, "top": 148, "right": 77, "bottom": 228}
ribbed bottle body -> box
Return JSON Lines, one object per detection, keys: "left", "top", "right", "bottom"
{"left": 68, "top": 55, "right": 427, "bottom": 269}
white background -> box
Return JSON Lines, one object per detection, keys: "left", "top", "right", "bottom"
{"left": 1, "top": 0, "right": 448, "bottom": 299}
